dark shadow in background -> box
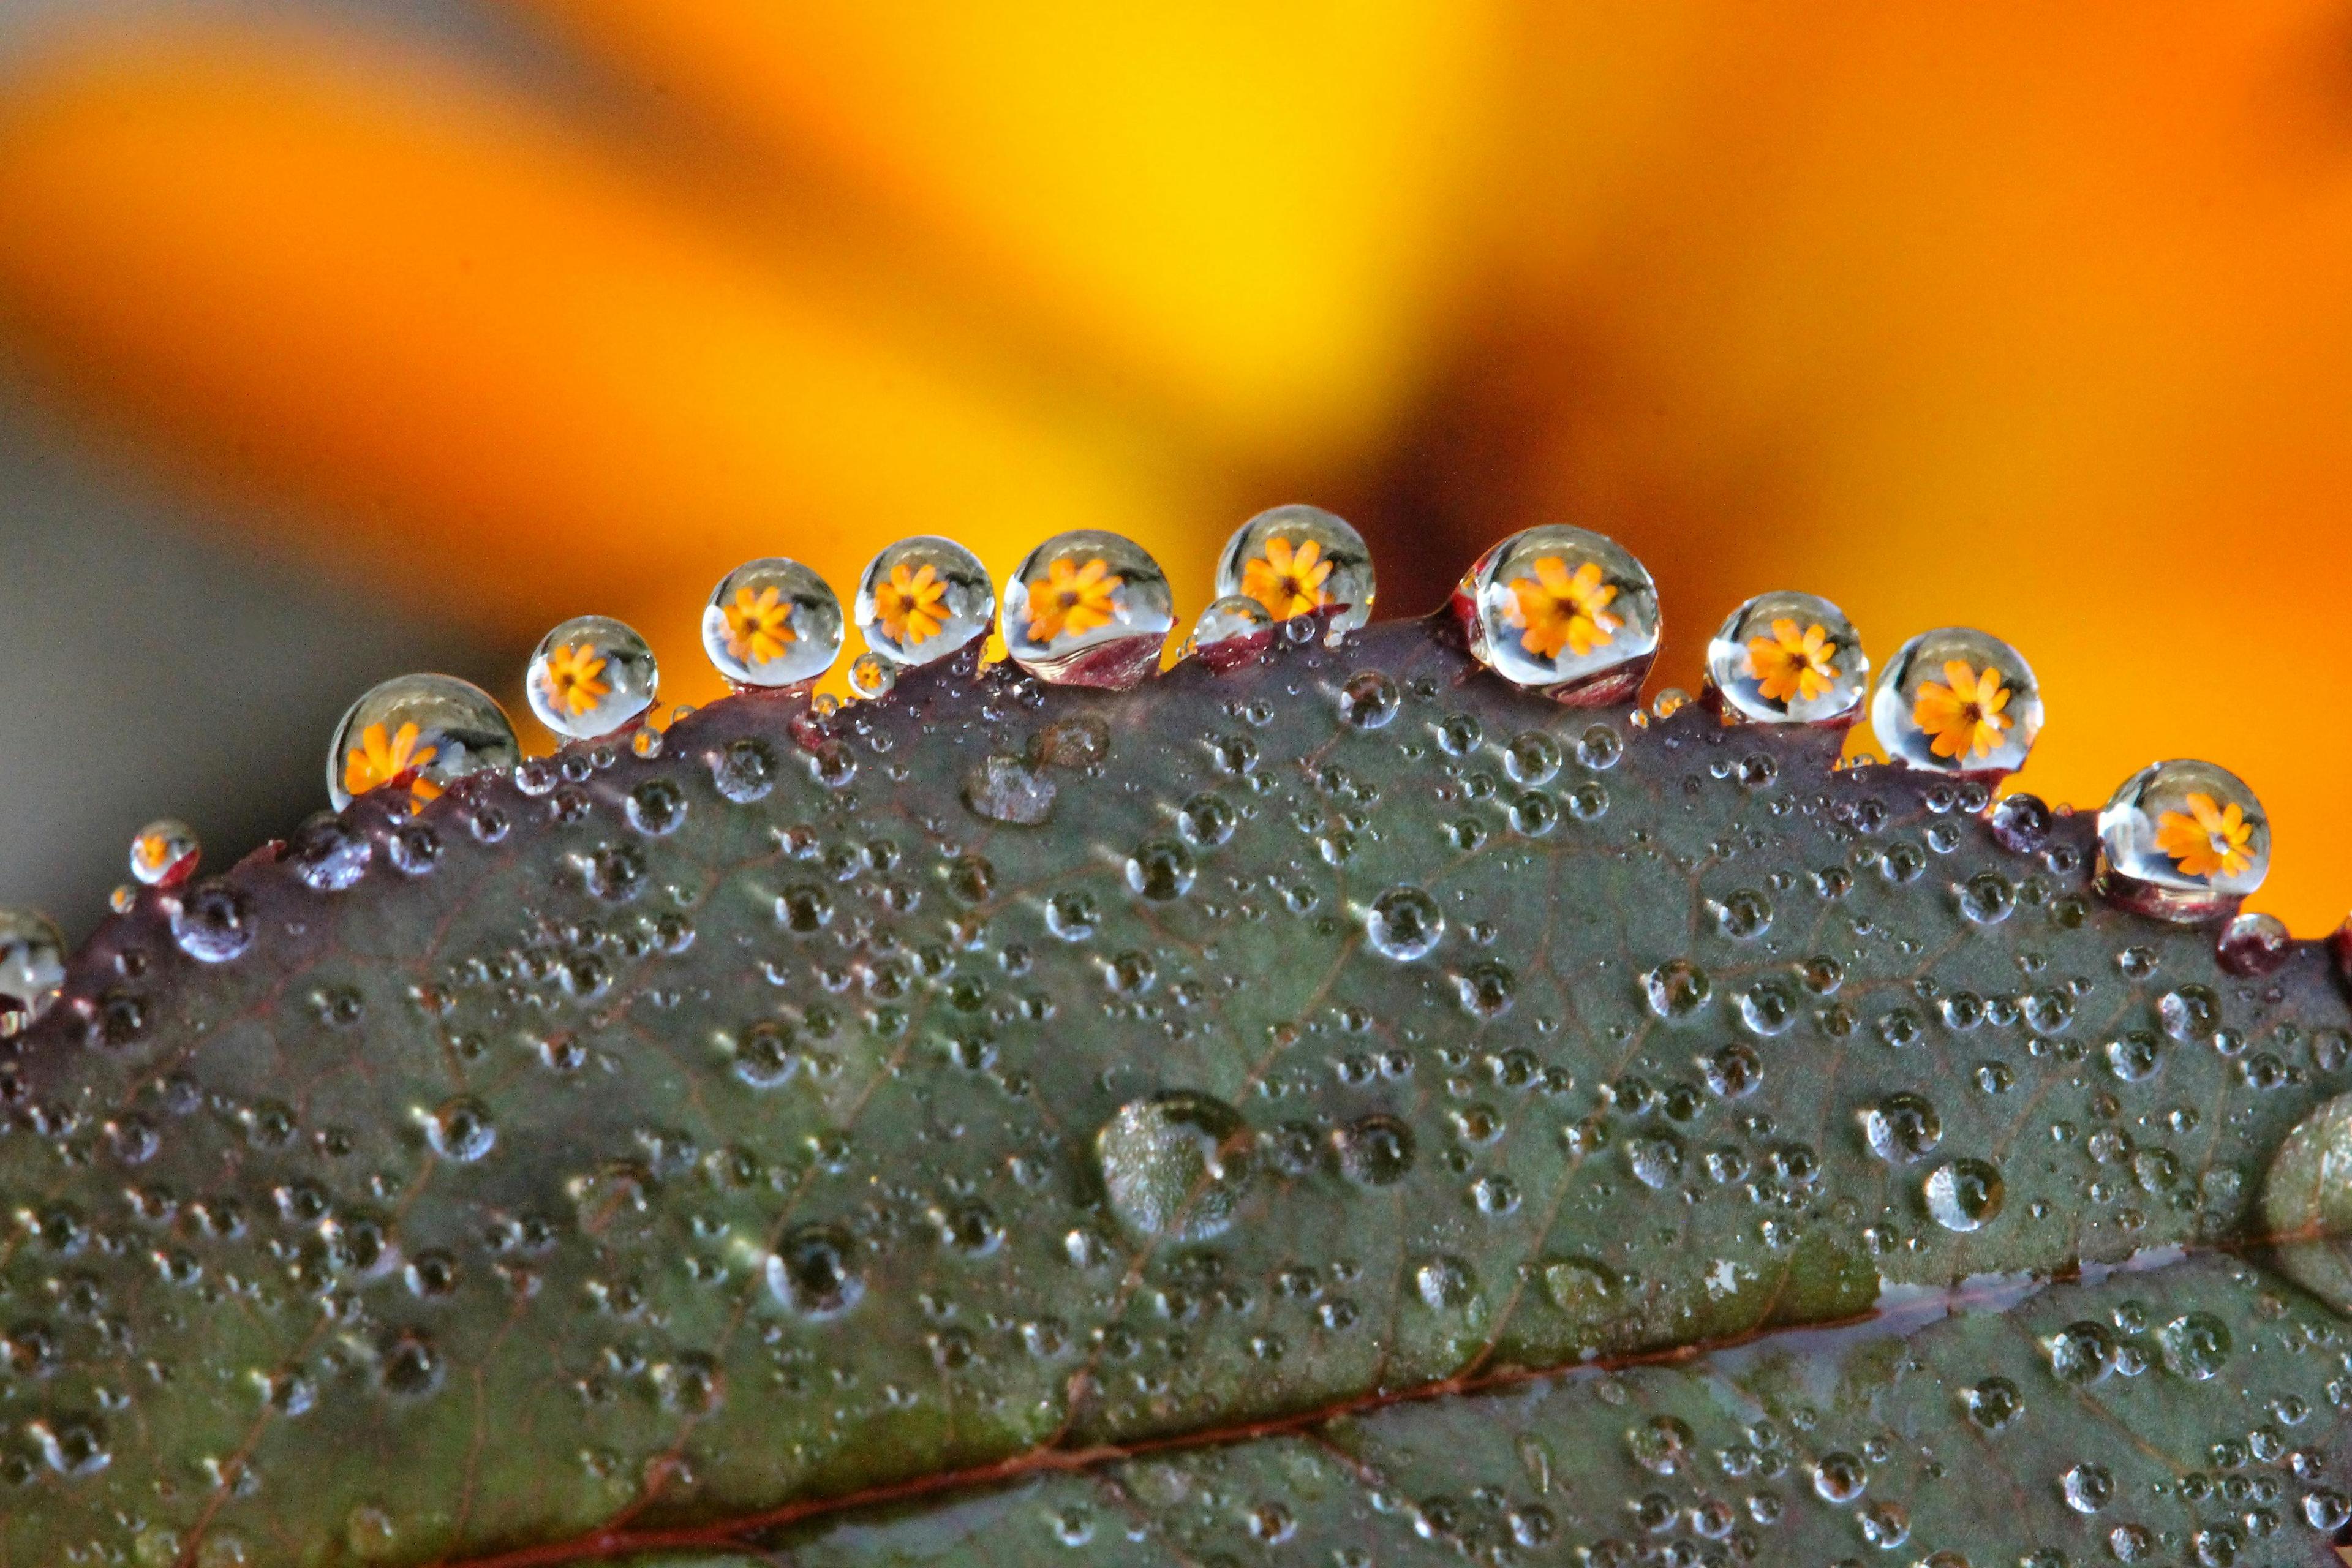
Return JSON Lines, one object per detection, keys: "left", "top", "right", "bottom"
{"left": 0, "top": 374, "right": 513, "bottom": 940}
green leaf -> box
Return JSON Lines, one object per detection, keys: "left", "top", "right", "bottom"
{"left": 6, "top": 616, "right": 2349, "bottom": 1566}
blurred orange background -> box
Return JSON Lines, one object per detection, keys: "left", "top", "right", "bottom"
{"left": 1, "top": 2, "right": 2350, "bottom": 933}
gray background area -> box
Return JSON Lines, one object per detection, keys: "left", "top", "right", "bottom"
{"left": 0, "top": 1, "right": 560, "bottom": 938}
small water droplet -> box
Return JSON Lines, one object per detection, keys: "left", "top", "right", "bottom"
{"left": 963, "top": 756, "right": 1055, "bottom": 824}
{"left": 767, "top": 1223, "right": 864, "bottom": 1316}
{"left": 1184, "top": 594, "right": 1275, "bottom": 670}
{"left": 1365, "top": 886, "right": 1444, "bottom": 960}
{"left": 1703, "top": 591, "right": 1869, "bottom": 723}
{"left": 526, "top": 614, "right": 658, "bottom": 741}
{"left": 1337, "top": 669, "right": 1401, "bottom": 729}
{"left": 701, "top": 557, "right": 843, "bottom": 689}
{"left": 1643, "top": 958, "right": 1712, "bottom": 1020}
{"left": 1454, "top": 525, "right": 1660, "bottom": 703}
{"left": 1870, "top": 627, "right": 2043, "bottom": 775}
{"left": 171, "top": 881, "right": 254, "bottom": 964}
{"left": 127, "top": 818, "right": 200, "bottom": 888}
{"left": 846, "top": 651, "right": 899, "bottom": 699}
{"left": 1860, "top": 1093, "right": 1942, "bottom": 1163}
{"left": 1332, "top": 1114, "right": 1417, "bottom": 1186}
{"left": 328, "top": 673, "right": 519, "bottom": 810}
{"left": 0, "top": 909, "right": 67, "bottom": 1034}
{"left": 424, "top": 1098, "right": 496, "bottom": 1163}
{"left": 2217, "top": 910, "right": 2291, "bottom": 976}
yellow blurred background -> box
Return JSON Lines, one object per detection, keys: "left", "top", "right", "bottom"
{"left": 1, "top": 1, "right": 2349, "bottom": 935}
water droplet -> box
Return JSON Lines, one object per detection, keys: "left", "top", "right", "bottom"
{"left": 2217, "top": 911, "right": 2291, "bottom": 976}
{"left": 999, "top": 530, "right": 1174, "bottom": 688}
{"left": 1337, "top": 669, "right": 1401, "bottom": 729}
{"left": 2061, "top": 1462, "right": 2114, "bottom": 1513}
{"left": 1627, "top": 1133, "right": 1684, "bottom": 1189}
{"left": 1126, "top": 839, "right": 1196, "bottom": 900}
{"left": 379, "top": 1328, "right": 445, "bottom": 1399}
{"left": 1811, "top": 1450, "right": 1867, "bottom": 1503}
{"left": 328, "top": 673, "right": 519, "bottom": 810}
{"left": 1629, "top": 1415, "right": 1697, "bottom": 1476}
{"left": 0, "top": 909, "right": 66, "bottom": 1034}
{"left": 854, "top": 536, "right": 994, "bottom": 665}
{"left": 2095, "top": 758, "right": 2269, "bottom": 919}
{"left": 1703, "top": 591, "right": 1869, "bottom": 723}
{"left": 2155, "top": 1311, "right": 2231, "bottom": 1379}
{"left": 287, "top": 812, "right": 371, "bottom": 891}
{"left": 171, "top": 881, "right": 254, "bottom": 963}
{"left": 826, "top": 653, "right": 888, "bottom": 704}
{"left": 767, "top": 1223, "right": 864, "bottom": 1316}
{"left": 711, "top": 736, "right": 778, "bottom": 802}
{"left": 127, "top": 818, "right": 199, "bottom": 888}
{"left": 1414, "top": 1254, "right": 1477, "bottom": 1310}
{"left": 1365, "top": 886, "right": 1444, "bottom": 960}
{"left": 1213, "top": 504, "right": 1374, "bottom": 636}
{"left": 1177, "top": 792, "right": 1237, "bottom": 847}
{"left": 963, "top": 756, "right": 1056, "bottom": 824}
{"left": 1096, "top": 1092, "right": 1256, "bottom": 1240}
{"left": 701, "top": 557, "right": 843, "bottom": 689}
{"left": 1962, "top": 1376, "right": 2022, "bottom": 1430}
{"left": 2261, "top": 1094, "right": 2352, "bottom": 1313}
{"left": 1184, "top": 594, "right": 1275, "bottom": 670}
{"left": 1333, "top": 1114, "right": 1417, "bottom": 1186}
{"left": 1643, "top": 958, "right": 1712, "bottom": 1020}
{"left": 1860, "top": 1093, "right": 1942, "bottom": 1163}
{"left": 1454, "top": 960, "right": 1515, "bottom": 1019}
{"left": 1869, "top": 627, "right": 2043, "bottom": 775}
{"left": 1453, "top": 525, "right": 1661, "bottom": 702}
{"left": 1923, "top": 1158, "right": 2005, "bottom": 1231}
{"left": 526, "top": 614, "right": 658, "bottom": 740}
{"left": 1539, "top": 1256, "right": 1615, "bottom": 1313}
{"left": 424, "top": 1098, "right": 496, "bottom": 1163}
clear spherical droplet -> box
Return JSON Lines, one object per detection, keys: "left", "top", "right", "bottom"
{"left": 847, "top": 652, "right": 899, "bottom": 700}
{"left": 1096, "top": 1092, "right": 1256, "bottom": 1240}
{"left": 1213, "top": 505, "right": 1374, "bottom": 637}
{"left": 526, "top": 615, "right": 658, "bottom": 741}
{"left": 328, "top": 674, "right": 520, "bottom": 811}
{"left": 854, "top": 536, "right": 994, "bottom": 665}
{"left": 1870, "top": 627, "right": 2042, "bottom": 775}
{"left": 1703, "top": 591, "right": 1868, "bottom": 724}
{"left": 0, "top": 909, "right": 67, "bottom": 1034}
{"left": 700, "top": 557, "right": 843, "bottom": 690}
{"left": 1185, "top": 594, "right": 1275, "bottom": 671}
{"left": 1365, "top": 886, "right": 1444, "bottom": 962}
{"left": 1453, "top": 525, "right": 1661, "bottom": 703}
{"left": 2217, "top": 910, "right": 2292, "bottom": 977}
{"left": 1000, "top": 530, "right": 1174, "bottom": 688}
{"left": 2095, "top": 758, "right": 2269, "bottom": 920}
{"left": 1923, "top": 1157, "right": 2006, "bottom": 1231}
{"left": 128, "top": 819, "right": 200, "bottom": 888}
{"left": 2261, "top": 1093, "right": 2352, "bottom": 1313}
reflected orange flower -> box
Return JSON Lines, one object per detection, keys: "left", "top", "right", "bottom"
{"left": 1025, "top": 556, "right": 1121, "bottom": 643}
{"left": 1504, "top": 556, "right": 1618, "bottom": 660}
{"left": 1745, "top": 620, "right": 1840, "bottom": 705}
{"left": 538, "top": 641, "right": 611, "bottom": 716}
{"left": 1912, "top": 661, "right": 2011, "bottom": 761}
{"left": 342, "top": 720, "right": 440, "bottom": 805}
{"left": 2155, "top": 792, "right": 2255, "bottom": 880}
{"left": 1240, "top": 537, "right": 1333, "bottom": 621}
{"left": 875, "top": 561, "right": 949, "bottom": 646}
{"left": 722, "top": 585, "right": 796, "bottom": 665}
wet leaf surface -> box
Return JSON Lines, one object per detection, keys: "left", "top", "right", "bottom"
{"left": 7, "top": 617, "right": 2352, "bottom": 1566}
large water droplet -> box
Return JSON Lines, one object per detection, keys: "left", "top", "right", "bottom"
{"left": 0, "top": 909, "right": 66, "bottom": 1034}
{"left": 1453, "top": 525, "right": 1660, "bottom": 703}
{"left": 1213, "top": 504, "right": 1374, "bottom": 636}
{"left": 526, "top": 614, "right": 658, "bottom": 741}
{"left": 128, "top": 818, "right": 199, "bottom": 888}
{"left": 2061, "top": 1463, "right": 2114, "bottom": 1514}
{"left": 963, "top": 756, "right": 1056, "bottom": 825}
{"left": 854, "top": 536, "right": 995, "bottom": 665}
{"left": 2155, "top": 1311, "right": 2231, "bottom": 1379}
{"left": 2216, "top": 911, "right": 2291, "bottom": 977}
{"left": 1336, "top": 670, "right": 1401, "bottom": 729}
{"left": 1870, "top": 627, "right": 2043, "bottom": 775}
{"left": 1365, "top": 886, "right": 1444, "bottom": 960}
{"left": 328, "top": 673, "right": 519, "bottom": 810}
{"left": 1096, "top": 1092, "right": 1256, "bottom": 1240}
{"left": 1000, "top": 530, "right": 1174, "bottom": 688}
{"left": 701, "top": 557, "right": 844, "bottom": 690}
{"left": 2260, "top": 1094, "right": 2352, "bottom": 1313}
{"left": 1923, "top": 1158, "right": 2005, "bottom": 1231}
{"left": 1642, "top": 958, "right": 1712, "bottom": 1020}
{"left": 767, "top": 1223, "right": 864, "bottom": 1316}
{"left": 1703, "top": 590, "right": 1869, "bottom": 724}
{"left": 2095, "top": 758, "right": 2269, "bottom": 920}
